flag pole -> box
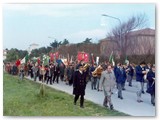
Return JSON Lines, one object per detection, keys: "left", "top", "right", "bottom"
{"left": 109, "top": 51, "right": 113, "bottom": 63}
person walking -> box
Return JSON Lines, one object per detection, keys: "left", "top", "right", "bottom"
{"left": 19, "top": 64, "right": 24, "bottom": 82}
{"left": 73, "top": 64, "right": 87, "bottom": 108}
{"left": 32, "top": 63, "right": 39, "bottom": 81}
{"left": 99, "top": 65, "right": 116, "bottom": 110}
{"left": 46, "top": 64, "right": 53, "bottom": 85}
{"left": 146, "top": 65, "right": 155, "bottom": 106}
{"left": 135, "top": 61, "right": 147, "bottom": 103}
{"left": 115, "top": 64, "right": 127, "bottom": 99}
{"left": 60, "top": 63, "right": 65, "bottom": 81}
{"left": 126, "top": 63, "right": 134, "bottom": 87}
{"left": 53, "top": 63, "right": 60, "bottom": 83}
{"left": 90, "top": 63, "right": 97, "bottom": 90}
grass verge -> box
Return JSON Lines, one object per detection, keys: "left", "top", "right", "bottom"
{"left": 3, "top": 73, "right": 128, "bottom": 116}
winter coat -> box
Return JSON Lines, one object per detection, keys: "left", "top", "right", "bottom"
{"left": 73, "top": 70, "right": 86, "bottom": 96}
{"left": 146, "top": 70, "right": 155, "bottom": 95}
{"left": 99, "top": 70, "right": 116, "bottom": 92}
{"left": 135, "top": 65, "right": 146, "bottom": 82}
{"left": 115, "top": 68, "right": 127, "bottom": 84}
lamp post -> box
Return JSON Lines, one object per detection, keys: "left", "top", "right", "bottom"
{"left": 101, "top": 14, "right": 122, "bottom": 57}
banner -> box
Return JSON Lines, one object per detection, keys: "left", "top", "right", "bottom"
{"left": 61, "top": 58, "right": 68, "bottom": 66}
{"left": 54, "top": 52, "right": 59, "bottom": 59}
{"left": 50, "top": 52, "right": 59, "bottom": 62}
{"left": 21, "top": 53, "right": 29, "bottom": 64}
{"left": 50, "top": 53, "right": 54, "bottom": 61}
{"left": 16, "top": 59, "right": 21, "bottom": 66}
{"left": 77, "top": 52, "right": 89, "bottom": 63}
{"left": 96, "top": 57, "right": 99, "bottom": 65}
{"left": 109, "top": 51, "right": 113, "bottom": 63}
{"left": 43, "top": 55, "right": 50, "bottom": 66}
{"left": 37, "top": 58, "right": 41, "bottom": 65}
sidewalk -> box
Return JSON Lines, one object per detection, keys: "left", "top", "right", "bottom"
{"left": 26, "top": 76, "right": 155, "bottom": 116}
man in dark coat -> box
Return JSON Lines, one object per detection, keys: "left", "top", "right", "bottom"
{"left": 90, "top": 63, "right": 97, "bottom": 90}
{"left": 147, "top": 65, "right": 155, "bottom": 106}
{"left": 67, "top": 65, "right": 74, "bottom": 86}
{"left": 116, "top": 64, "right": 127, "bottom": 99}
{"left": 46, "top": 64, "right": 53, "bottom": 85}
{"left": 60, "top": 63, "right": 65, "bottom": 81}
{"left": 135, "top": 61, "right": 147, "bottom": 103}
{"left": 73, "top": 64, "right": 87, "bottom": 108}
{"left": 53, "top": 63, "right": 60, "bottom": 83}
{"left": 127, "top": 63, "right": 134, "bottom": 87}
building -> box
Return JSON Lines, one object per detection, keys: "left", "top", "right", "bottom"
{"left": 3, "top": 49, "right": 7, "bottom": 60}
{"left": 27, "top": 43, "right": 39, "bottom": 54}
{"left": 99, "top": 28, "right": 155, "bottom": 57}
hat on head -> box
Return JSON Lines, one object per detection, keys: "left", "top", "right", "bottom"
{"left": 77, "top": 64, "right": 83, "bottom": 69}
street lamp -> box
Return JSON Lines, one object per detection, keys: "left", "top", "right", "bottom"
{"left": 101, "top": 14, "right": 122, "bottom": 56}
{"left": 102, "top": 14, "right": 122, "bottom": 26}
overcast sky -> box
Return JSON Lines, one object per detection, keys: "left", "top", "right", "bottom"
{"left": 3, "top": 3, "right": 155, "bottom": 50}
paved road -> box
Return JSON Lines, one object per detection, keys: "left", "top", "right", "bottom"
{"left": 26, "top": 76, "right": 155, "bottom": 116}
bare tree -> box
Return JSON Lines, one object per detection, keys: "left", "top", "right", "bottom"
{"left": 107, "top": 14, "right": 148, "bottom": 59}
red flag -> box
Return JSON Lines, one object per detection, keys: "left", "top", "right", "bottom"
{"left": 16, "top": 59, "right": 21, "bottom": 67}
{"left": 84, "top": 53, "right": 89, "bottom": 62}
{"left": 37, "top": 58, "right": 41, "bottom": 65}
{"left": 77, "top": 52, "right": 89, "bottom": 63}
{"left": 50, "top": 53, "right": 54, "bottom": 61}
{"left": 53, "top": 52, "right": 59, "bottom": 60}
{"left": 55, "top": 52, "right": 59, "bottom": 59}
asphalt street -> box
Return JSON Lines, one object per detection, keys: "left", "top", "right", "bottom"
{"left": 26, "top": 76, "right": 155, "bottom": 116}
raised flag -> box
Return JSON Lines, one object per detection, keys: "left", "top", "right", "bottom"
{"left": 55, "top": 52, "right": 59, "bottom": 59}
{"left": 37, "top": 58, "right": 41, "bottom": 65}
{"left": 96, "top": 56, "right": 99, "bottom": 65}
{"left": 125, "top": 56, "right": 129, "bottom": 65}
{"left": 61, "top": 58, "right": 68, "bottom": 66}
{"left": 50, "top": 53, "right": 54, "bottom": 61}
{"left": 77, "top": 52, "right": 89, "bottom": 63}
{"left": 21, "top": 53, "right": 29, "bottom": 64}
{"left": 43, "top": 55, "right": 50, "bottom": 66}
{"left": 109, "top": 51, "right": 113, "bottom": 63}
{"left": 21, "top": 57, "right": 25, "bottom": 64}
{"left": 112, "top": 56, "right": 115, "bottom": 66}
{"left": 16, "top": 59, "right": 21, "bottom": 66}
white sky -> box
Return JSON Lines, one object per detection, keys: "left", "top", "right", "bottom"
{"left": 3, "top": 3, "right": 155, "bottom": 50}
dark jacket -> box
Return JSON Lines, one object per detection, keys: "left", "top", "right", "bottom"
{"left": 53, "top": 65, "right": 60, "bottom": 75}
{"left": 146, "top": 70, "right": 155, "bottom": 95}
{"left": 116, "top": 67, "right": 127, "bottom": 84}
{"left": 67, "top": 67, "right": 72, "bottom": 80}
{"left": 127, "top": 65, "right": 134, "bottom": 76}
{"left": 89, "top": 66, "right": 96, "bottom": 77}
{"left": 114, "top": 66, "right": 118, "bottom": 79}
{"left": 60, "top": 65, "right": 65, "bottom": 76}
{"left": 73, "top": 71, "right": 86, "bottom": 96}
{"left": 135, "top": 65, "right": 145, "bottom": 82}
{"left": 50, "top": 66, "right": 54, "bottom": 75}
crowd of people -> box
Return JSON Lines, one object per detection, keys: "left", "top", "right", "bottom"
{"left": 4, "top": 60, "right": 155, "bottom": 109}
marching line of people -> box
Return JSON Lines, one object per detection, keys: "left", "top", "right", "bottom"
{"left": 4, "top": 60, "right": 155, "bottom": 110}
